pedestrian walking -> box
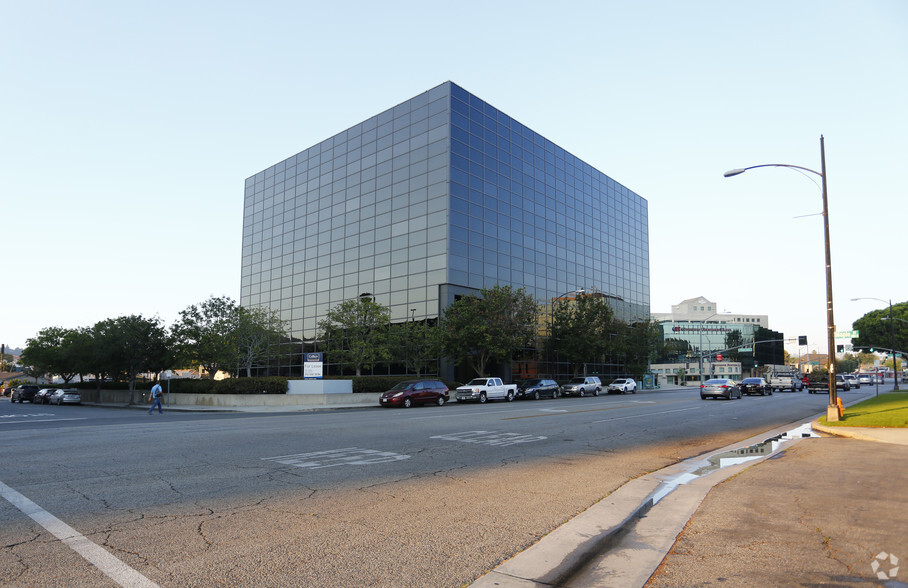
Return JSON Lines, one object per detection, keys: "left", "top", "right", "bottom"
{"left": 148, "top": 380, "right": 163, "bottom": 415}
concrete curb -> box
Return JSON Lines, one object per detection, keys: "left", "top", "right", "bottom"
{"left": 471, "top": 476, "right": 662, "bottom": 587}
{"left": 469, "top": 418, "right": 821, "bottom": 587}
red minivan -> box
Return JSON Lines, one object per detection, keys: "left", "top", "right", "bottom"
{"left": 379, "top": 379, "right": 450, "bottom": 408}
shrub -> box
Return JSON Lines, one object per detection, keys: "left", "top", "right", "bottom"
{"left": 167, "top": 379, "right": 219, "bottom": 394}
{"left": 213, "top": 377, "right": 288, "bottom": 394}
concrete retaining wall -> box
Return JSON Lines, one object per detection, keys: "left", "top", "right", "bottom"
{"left": 77, "top": 388, "right": 380, "bottom": 407}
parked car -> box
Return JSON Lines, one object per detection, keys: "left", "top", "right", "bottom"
{"left": 50, "top": 389, "right": 82, "bottom": 405}
{"left": 454, "top": 377, "right": 517, "bottom": 403}
{"left": 379, "top": 379, "right": 449, "bottom": 408}
{"left": 11, "top": 385, "right": 41, "bottom": 403}
{"left": 34, "top": 388, "right": 58, "bottom": 404}
{"left": 606, "top": 378, "right": 637, "bottom": 394}
{"left": 700, "top": 378, "right": 742, "bottom": 400}
{"left": 842, "top": 374, "right": 859, "bottom": 389}
{"left": 857, "top": 373, "right": 873, "bottom": 386}
{"left": 740, "top": 377, "right": 770, "bottom": 396}
{"left": 560, "top": 376, "right": 602, "bottom": 397}
{"left": 515, "top": 379, "right": 560, "bottom": 400}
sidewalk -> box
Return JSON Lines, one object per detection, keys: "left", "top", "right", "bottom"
{"left": 471, "top": 397, "right": 908, "bottom": 587}
{"left": 645, "top": 430, "right": 908, "bottom": 587}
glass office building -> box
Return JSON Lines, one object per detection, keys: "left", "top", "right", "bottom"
{"left": 241, "top": 82, "right": 650, "bottom": 377}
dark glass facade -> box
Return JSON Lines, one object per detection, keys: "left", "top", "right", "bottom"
{"left": 241, "top": 82, "right": 650, "bottom": 377}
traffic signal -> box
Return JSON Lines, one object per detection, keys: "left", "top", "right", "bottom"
{"left": 798, "top": 335, "right": 808, "bottom": 345}
{"left": 836, "top": 345, "right": 844, "bottom": 352}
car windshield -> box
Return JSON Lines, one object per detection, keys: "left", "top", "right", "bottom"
{"left": 388, "top": 382, "right": 416, "bottom": 392}
{"left": 466, "top": 379, "right": 490, "bottom": 386}
{"left": 568, "top": 378, "right": 585, "bottom": 384}
{"left": 704, "top": 379, "right": 728, "bottom": 385}
{"left": 742, "top": 378, "right": 761, "bottom": 383}
{"left": 610, "top": 379, "right": 627, "bottom": 384}
{"left": 518, "top": 380, "right": 541, "bottom": 387}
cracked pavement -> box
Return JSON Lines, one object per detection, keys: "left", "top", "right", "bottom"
{"left": 1, "top": 390, "right": 868, "bottom": 586}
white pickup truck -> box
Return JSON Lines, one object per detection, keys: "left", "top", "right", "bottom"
{"left": 767, "top": 371, "right": 801, "bottom": 393}
{"left": 455, "top": 377, "right": 517, "bottom": 403}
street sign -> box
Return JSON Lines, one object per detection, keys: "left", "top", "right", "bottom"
{"left": 834, "top": 330, "right": 859, "bottom": 339}
{"left": 739, "top": 347, "right": 753, "bottom": 352}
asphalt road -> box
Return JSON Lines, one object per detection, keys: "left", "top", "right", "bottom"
{"left": 0, "top": 386, "right": 877, "bottom": 587}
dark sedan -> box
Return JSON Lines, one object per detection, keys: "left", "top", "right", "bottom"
{"left": 700, "top": 378, "right": 742, "bottom": 400}
{"left": 34, "top": 388, "right": 58, "bottom": 404}
{"left": 740, "top": 377, "right": 771, "bottom": 396}
{"left": 515, "top": 379, "right": 560, "bottom": 400}
{"left": 379, "top": 379, "right": 449, "bottom": 408}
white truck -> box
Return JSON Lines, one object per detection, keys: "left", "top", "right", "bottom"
{"left": 455, "top": 377, "right": 517, "bottom": 403}
{"left": 767, "top": 370, "right": 801, "bottom": 393}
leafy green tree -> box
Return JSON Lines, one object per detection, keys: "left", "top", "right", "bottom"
{"left": 853, "top": 301, "right": 907, "bottom": 356}
{"left": 390, "top": 319, "right": 444, "bottom": 377}
{"left": 547, "top": 293, "right": 617, "bottom": 376}
{"left": 234, "top": 306, "right": 287, "bottom": 377}
{"left": 173, "top": 296, "right": 241, "bottom": 379}
{"left": 66, "top": 327, "right": 97, "bottom": 383}
{"left": 442, "top": 285, "right": 537, "bottom": 377}
{"left": 837, "top": 354, "right": 859, "bottom": 374}
{"left": 22, "top": 327, "right": 82, "bottom": 383}
{"left": 90, "top": 315, "right": 171, "bottom": 402}
{"left": 620, "top": 319, "right": 662, "bottom": 379}
{"left": 318, "top": 297, "right": 391, "bottom": 376}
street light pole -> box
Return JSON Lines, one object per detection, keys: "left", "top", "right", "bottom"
{"left": 724, "top": 135, "right": 839, "bottom": 421}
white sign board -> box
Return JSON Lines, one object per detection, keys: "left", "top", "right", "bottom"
{"left": 304, "top": 352, "right": 323, "bottom": 379}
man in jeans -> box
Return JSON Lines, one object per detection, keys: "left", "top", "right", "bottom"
{"left": 148, "top": 380, "right": 164, "bottom": 415}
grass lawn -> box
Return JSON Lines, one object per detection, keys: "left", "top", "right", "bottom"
{"left": 818, "top": 391, "right": 908, "bottom": 427}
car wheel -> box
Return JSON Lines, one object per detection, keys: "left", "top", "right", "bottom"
{"left": 506, "top": 391, "right": 514, "bottom": 402}
{"left": 578, "top": 389, "right": 585, "bottom": 397}
{"left": 479, "top": 392, "right": 487, "bottom": 403}
{"left": 403, "top": 397, "right": 412, "bottom": 408}
{"left": 436, "top": 396, "right": 445, "bottom": 407}
{"left": 534, "top": 391, "right": 540, "bottom": 400}
{"left": 700, "top": 394, "right": 707, "bottom": 400}
{"left": 593, "top": 388, "right": 600, "bottom": 397}
{"left": 768, "top": 389, "right": 773, "bottom": 396}
{"left": 553, "top": 390, "right": 559, "bottom": 399}
{"left": 632, "top": 387, "right": 636, "bottom": 394}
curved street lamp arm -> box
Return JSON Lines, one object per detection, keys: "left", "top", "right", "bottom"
{"left": 724, "top": 163, "right": 822, "bottom": 178}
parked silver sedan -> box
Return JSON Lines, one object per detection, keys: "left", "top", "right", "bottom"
{"left": 50, "top": 389, "right": 81, "bottom": 405}
{"left": 700, "top": 378, "right": 742, "bottom": 400}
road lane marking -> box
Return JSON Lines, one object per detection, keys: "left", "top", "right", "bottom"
{"left": 0, "top": 418, "right": 87, "bottom": 425}
{"left": 262, "top": 447, "right": 410, "bottom": 469}
{"left": 430, "top": 431, "right": 547, "bottom": 446}
{"left": 0, "top": 480, "right": 158, "bottom": 588}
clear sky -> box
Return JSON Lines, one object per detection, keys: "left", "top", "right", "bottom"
{"left": 2, "top": 1, "right": 906, "bottom": 359}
